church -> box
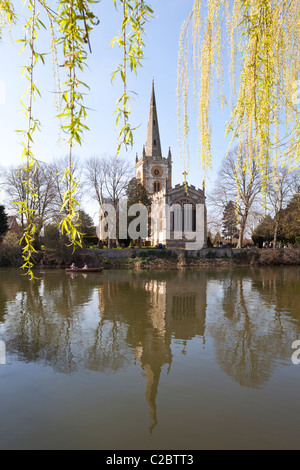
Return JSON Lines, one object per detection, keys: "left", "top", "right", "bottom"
{"left": 135, "top": 81, "right": 207, "bottom": 250}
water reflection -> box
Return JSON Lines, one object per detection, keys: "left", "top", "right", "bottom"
{"left": 97, "top": 271, "right": 207, "bottom": 432}
{"left": 0, "top": 267, "right": 299, "bottom": 434}
{"left": 208, "top": 268, "right": 300, "bottom": 388}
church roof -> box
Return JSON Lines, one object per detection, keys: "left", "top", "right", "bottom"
{"left": 145, "top": 80, "right": 162, "bottom": 158}
{"left": 168, "top": 183, "right": 206, "bottom": 201}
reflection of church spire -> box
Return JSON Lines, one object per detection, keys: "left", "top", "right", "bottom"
{"left": 143, "top": 364, "right": 160, "bottom": 433}
{"left": 145, "top": 80, "right": 162, "bottom": 158}
{"left": 135, "top": 341, "right": 172, "bottom": 434}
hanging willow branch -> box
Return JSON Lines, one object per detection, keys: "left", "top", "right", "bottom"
{"left": 111, "top": 0, "right": 153, "bottom": 157}
{"left": 13, "top": 0, "right": 99, "bottom": 278}
{"left": 15, "top": 0, "right": 46, "bottom": 280}
{"left": 0, "top": 0, "right": 15, "bottom": 36}
{"left": 56, "top": 0, "right": 99, "bottom": 250}
{"left": 177, "top": 0, "right": 300, "bottom": 187}
{"left": 1, "top": 0, "right": 153, "bottom": 278}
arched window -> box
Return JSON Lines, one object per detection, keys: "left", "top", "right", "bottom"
{"left": 170, "top": 199, "right": 197, "bottom": 233}
{"left": 192, "top": 205, "right": 196, "bottom": 232}
{"left": 170, "top": 211, "right": 174, "bottom": 232}
{"left": 153, "top": 181, "right": 161, "bottom": 193}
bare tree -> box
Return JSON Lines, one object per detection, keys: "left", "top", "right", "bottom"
{"left": 2, "top": 164, "right": 56, "bottom": 239}
{"left": 83, "top": 156, "right": 106, "bottom": 208}
{"left": 83, "top": 155, "right": 133, "bottom": 247}
{"left": 2, "top": 166, "right": 26, "bottom": 227}
{"left": 84, "top": 155, "right": 133, "bottom": 209}
{"left": 208, "top": 146, "right": 261, "bottom": 248}
{"left": 49, "top": 156, "right": 83, "bottom": 223}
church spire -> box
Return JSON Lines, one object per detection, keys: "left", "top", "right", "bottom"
{"left": 145, "top": 80, "right": 162, "bottom": 158}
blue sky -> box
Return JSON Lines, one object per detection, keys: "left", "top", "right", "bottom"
{"left": 0, "top": 0, "right": 233, "bottom": 214}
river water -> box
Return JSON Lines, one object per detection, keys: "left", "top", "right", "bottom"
{"left": 0, "top": 266, "right": 299, "bottom": 450}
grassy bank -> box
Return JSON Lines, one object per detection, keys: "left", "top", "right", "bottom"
{"left": 1, "top": 244, "right": 299, "bottom": 270}
{"left": 44, "top": 247, "right": 300, "bottom": 269}
{"left": 102, "top": 248, "right": 300, "bottom": 269}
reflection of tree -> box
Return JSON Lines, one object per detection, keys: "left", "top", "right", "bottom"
{"left": 209, "top": 268, "right": 300, "bottom": 388}
{"left": 251, "top": 268, "right": 300, "bottom": 329}
{"left": 85, "top": 318, "right": 129, "bottom": 373}
{"left": 3, "top": 271, "right": 126, "bottom": 374}
{"left": 0, "top": 274, "right": 26, "bottom": 325}
{"left": 3, "top": 267, "right": 299, "bottom": 416}
{"left": 1, "top": 269, "right": 210, "bottom": 433}
{"left": 0, "top": 268, "right": 208, "bottom": 435}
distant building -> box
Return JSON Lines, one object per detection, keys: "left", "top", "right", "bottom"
{"left": 97, "top": 81, "right": 207, "bottom": 249}
{"left": 135, "top": 81, "right": 207, "bottom": 249}
{"left": 7, "top": 216, "right": 22, "bottom": 236}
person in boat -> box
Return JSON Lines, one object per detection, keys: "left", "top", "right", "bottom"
{"left": 70, "top": 263, "right": 77, "bottom": 270}
{"left": 82, "top": 264, "right": 88, "bottom": 270}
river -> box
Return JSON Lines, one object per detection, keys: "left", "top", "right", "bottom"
{"left": 0, "top": 267, "right": 299, "bottom": 450}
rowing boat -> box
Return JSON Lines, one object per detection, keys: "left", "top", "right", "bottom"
{"left": 66, "top": 267, "right": 103, "bottom": 273}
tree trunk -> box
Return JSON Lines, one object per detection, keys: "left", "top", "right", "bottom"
{"left": 274, "top": 216, "right": 279, "bottom": 249}
{"left": 237, "top": 213, "right": 247, "bottom": 249}
{"left": 237, "top": 228, "right": 243, "bottom": 249}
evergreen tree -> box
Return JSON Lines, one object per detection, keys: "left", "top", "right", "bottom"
{"left": 278, "top": 192, "right": 300, "bottom": 243}
{"left": 252, "top": 215, "right": 275, "bottom": 248}
{"left": 0, "top": 206, "right": 9, "bottom": 242}
{"left": 126, "top": 178, "right": 152, "bottom": 209}
{"left": 222, "top": 201, "right": 239, "bottom": 244}
{"left": 78, "top": 210, "right": 96, "bottom": 237}
{"left": 124, "top": 178, "right": 152, "bottom": 245}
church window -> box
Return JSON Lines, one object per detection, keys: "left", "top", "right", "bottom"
{"left": 154, "top": 139, "right": 156, "bottom": 146}
{"left": 170, "top": 211, "right": 174, "bottom": 232}
{"left": 170, "top": 204, "right": 182, "bottom": 232}
{"left": 153, "top": 181, "right": 161, "bottom": 193}
{"left": 153, "top": 169, "right": 160, "bottom": 176}
{"left": 192, "top": 206, "right": 196, "bottom": 232}
{"left": 182, "top": 203, "right": 196, "bottom": 232}
{"left": 170, "top": 200, "right": 196, "bottom": 232}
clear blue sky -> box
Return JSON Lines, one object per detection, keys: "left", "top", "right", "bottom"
{"left": 0, "top": 0, "right": 233, "bottom": 214}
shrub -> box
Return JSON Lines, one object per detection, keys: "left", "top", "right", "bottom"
{"left": 41, "top": 224, "right": 86, "bottom": 266}
{"left": 44, "top": 225, "right": 60, "bottom": 250}
{"left": 138, "top": 249, "right": 178, "bottom": 260}
{"left": 82, "top": 236, "right": 99, "bottom": 247}
{"left": 257, "top": 250, "right": 284, "bottom": 265}
{"left": 118, "top": 238, "right": 131, "bottom": 248}
{"left": 205, "top": 250, "right": 217, "bottom": 259}
{"left": 232, "top": 250, "right": 249, "bottom": 261}
{"left": 207, "top": 236, "right": 213, "bottom": 248}
{"left": 0, "top": 232, "right": 22, "bottom": 266}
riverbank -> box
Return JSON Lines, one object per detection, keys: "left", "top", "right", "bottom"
{"left": 38, "top": 246, "right": 300, "bottom": 270}
{"left": 1, "top": 244, "right": 299, "bottom": 270}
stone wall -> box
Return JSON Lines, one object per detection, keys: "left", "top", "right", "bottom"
{"left": 83, "top": 247, "right": 246, "bottom": 260}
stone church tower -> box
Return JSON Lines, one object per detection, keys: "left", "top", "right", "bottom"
{"left": 135, "top": 81, "right": 172, "bottom": 195}
{"left": 135, "top": 81, "right": 207, "bottom": 249}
